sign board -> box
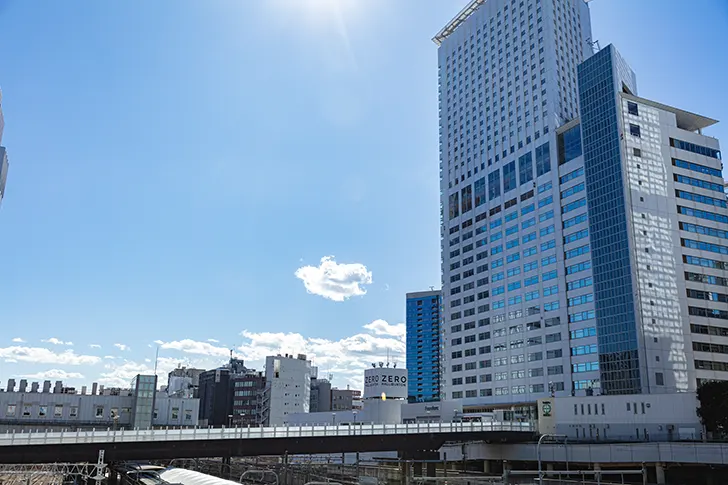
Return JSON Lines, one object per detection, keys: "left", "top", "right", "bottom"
{"left": 363, "top": 368, "right": 407, "bottom": 400}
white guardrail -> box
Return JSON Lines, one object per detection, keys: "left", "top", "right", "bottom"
{"left": 0, "top": 421, "right": 534, "bottom": 447}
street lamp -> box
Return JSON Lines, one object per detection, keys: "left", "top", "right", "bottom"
{"left": 228, "top": 414, "right": 233, "bottom": 428}
{"left": 332, "top": 413, "right": 336, "bottom": 426}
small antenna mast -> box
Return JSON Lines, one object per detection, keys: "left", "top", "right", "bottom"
{"left": 153, "top": 345, "right": 160, "bottom": 375}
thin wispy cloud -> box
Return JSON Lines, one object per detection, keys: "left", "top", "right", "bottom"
{"left": 23, "top": 369, "right": 85, "bottom": 380}
{"left": 0, "top": 346, "right": 100, "bottom": 366}
{"left": 42, "top": 338, "right": 73, "bottom": 346}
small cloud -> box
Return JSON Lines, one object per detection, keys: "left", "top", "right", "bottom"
{"left": 113, "top": 343, "right": 130, "bottom": 351}
{"left": 384, "top": 283, "right": 390, "bottom": 291}
{"left": 207, "top": 338, "right": 220, "bottom": 343}
{"left": 103, "top": 356, "right": 116, "bottom": 360}
{"left": 5, "top": 359, "right": 17, "bottom": 363}
{"left": 11, "top": 338, "right": 25, "bottom": 343}
{"left": 23, "top": 369, "right": 85, "bottom": 380}
{"left": 294, "top": 256, "right": 372, "bottom": 302}
{"left": 363, "top": 319, "right": 406, "bottom": 338}
{"left": 42, "top": 338, "right": 73, "bottom": 346}
{"left": 89, "top": 344, "right": 101, "bottom": 349}
{"left": 155, "top": 339, "right": 232, "bottom": 358}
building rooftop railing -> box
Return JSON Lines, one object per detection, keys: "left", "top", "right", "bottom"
{"left": 0, "top": 421, "right": 534, "bottom": 447}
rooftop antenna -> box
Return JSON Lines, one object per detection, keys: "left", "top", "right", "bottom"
{"left": 153, "top": 345, "right": 160, "bottom": 376}
{"left": 429, "top": 286, "right": 435, "bottom": 291}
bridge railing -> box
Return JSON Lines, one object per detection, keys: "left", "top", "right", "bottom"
{"left": 0, "top": 421, "right": 534, "bottom": 447}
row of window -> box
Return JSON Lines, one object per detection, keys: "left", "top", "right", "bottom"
{"left": 670, "top": 138, "right": 721, "bottom": 160}
{"left": 693, "top": 341, "right": 728, "bottom": 355}
{"left": 450, "top": 382, "right": 558, "bottom": 399}
{"left": 674, "top": 173, "right": 725, "bottom": 193}
{"left": 675, "top": 190, "right": 727, "bottom": 209}
{"left": 672, "top": 158, "right": 723, "bottom": 178}
{"left": 682, "top": 238, "right": 728, "bottom": 256}
{"left": 680, "top": 222, "right": 728, "bottom": 240}
{"left": 678, "top": 206, "right": 728, "bottom": 225}
{"left": 686, "top": 271, "right": 728, "bottom": 287}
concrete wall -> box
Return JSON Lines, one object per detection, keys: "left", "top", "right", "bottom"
{"left": 537, "top": 392, "right": 701, "bottom": 441}
{"left": 0, "top": 391, "right": 199, "bottom": 431}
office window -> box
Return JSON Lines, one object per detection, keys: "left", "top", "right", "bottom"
{"left": 536, "top": 141, "right": 551, "bottom": 176}
{"left": 627, "top": 101, "right": 638, "bottom": 116}
{"left": 519, "top": 152, "right": 533, "bottom": 185}
{"left": 629, "top": 124, "right": 640, "bottom": 137}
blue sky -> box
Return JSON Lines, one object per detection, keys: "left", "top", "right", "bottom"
{"left": 0, "top": 0, "right": 726, "bottom": 389}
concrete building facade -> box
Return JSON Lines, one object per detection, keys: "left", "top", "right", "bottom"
{"left": 231, "top": 369, "right": 265, "bottom": 427}
{"left": 436, "top": 0, "right": 725, "bottom": 405}
{"left": 261, "top": 354, "right": 313, "bottom": 426}
{"left": 0, "top": 375, "right": 199, "bottom": 431}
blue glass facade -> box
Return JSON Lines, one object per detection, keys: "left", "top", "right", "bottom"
{"left": 406, "top": 290, "right": 442, "bottom": 402}
{"left": 577, "top": 45, "right": 642, "bottom": 395}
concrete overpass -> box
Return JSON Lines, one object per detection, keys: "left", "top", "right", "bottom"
{"left": 0, "top": 421, "right": 535, "bottom": 464}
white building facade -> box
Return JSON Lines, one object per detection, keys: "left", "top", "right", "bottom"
{"left": 261, "top": 354, "right": 313, "bottom": 426}
{"left": 437, "top": 0, "right": 595, "bottom": 405}
{"left": 0, "top": 386, "right": 199, "bottom": 431}
{"left": 437, "top": 1, "right": 725, "bottom": 406}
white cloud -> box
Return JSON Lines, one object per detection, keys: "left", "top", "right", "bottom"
{"left": 89, "top": 344, "right": 101, "bottom": 349}
{"left": 42, "top": 338, "right": 73, "bottom": 346}
{"left": 237, "top": 319, "right": 404, "bottom": 389}
{"left": 98, "top": 356, "right": 220, "bottom": 388}
{"left": 103, "top": 356, "right": 116, "bottom": 360}
{"left": 114, "top": 343, "right": 130, "bottom": 351}
{"left": 363, "top": 319, "right": 405, "bottom": 338}
{"left": 294, "top": 256, "right": 372, "bottom": 302}
{"left": 5, "top": 359, "right": 17, "bottom": 363}
{"left": 0, "top": 346, "right": 100, "bottom": 366}
{"left": 11, "top": 338, "right": 25, "bottom": 343}
{"left": 207, "top": 339, "right": 220, "bottom": 343}
{"left": 23, "top": 369, "right": 85, "bottom": 380}
{"left": 154, "top": 339, "right": 232, "bottom": 358}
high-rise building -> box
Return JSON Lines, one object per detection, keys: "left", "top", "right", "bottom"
{"left": 577, "top": 45, "right": 725, "bottom": 393}
{"left": 406, "top": 290, "right": 443, "bottom": 402}
{"left": 435, "top": 1, "right": 725, "bottom": 405}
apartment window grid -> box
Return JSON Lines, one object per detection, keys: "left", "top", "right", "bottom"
{"left": 439, "top": 0, "right": 593, "bottom": 402}
{"left": 406, "top": 293, "right": 443, "bottom": 402}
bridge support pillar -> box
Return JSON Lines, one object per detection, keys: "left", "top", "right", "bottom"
{"left": 546, "top": 463, "right": 554, "bottom": 477}
{"left": 426, "top": 462, "right": 436, "bottom": 477}
{"left": 482, "top": 460, "right": 490, "bottom": 474}
{"left": 655, "top": 463, "right": 666, "bottom": 484}
{"left": 413, "top": 462, "right": 423, "bottom": 477}
{"left": 399, "top": 460, "right": 408, "bottom": 485}
{"left": 593, "top": 463, "right": 602, "bottom": 483}
{"left": 501, "top": 460, "right": 511, "bottom": 484}
{"left": 222, "top": 456, "right": 231, "bottom": 480}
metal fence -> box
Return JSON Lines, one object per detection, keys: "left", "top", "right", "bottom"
{"left": 0, "top": 422, "right": 534, "bottom": 447}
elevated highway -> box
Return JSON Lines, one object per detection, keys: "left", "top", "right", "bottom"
{"left": 0, "top": 421, "right": 535, "bottom": 464}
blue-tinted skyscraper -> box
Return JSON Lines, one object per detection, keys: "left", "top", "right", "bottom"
{"left": 406, "top": 290, "right": 443, "bottom": 402}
